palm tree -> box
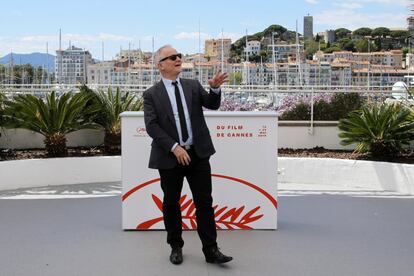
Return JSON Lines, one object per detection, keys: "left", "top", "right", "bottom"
{"left": 3, "top": 91, "right": 97, "bottom": 157}
{"left": 80, "top": 86, "right": 143, "bottom": 155}
{"left": 338, "top": 103, "right": 414, "bottom": 157}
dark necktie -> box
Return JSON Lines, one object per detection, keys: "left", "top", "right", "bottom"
{"left": 172, "top": 81, "right": 189, "bottom": 143}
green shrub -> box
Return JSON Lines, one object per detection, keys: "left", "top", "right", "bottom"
{"left": 80, "top": 85, "right": 143, "bottom": 155}
{"left": 279, "top": 102, "right": 310, "bottom": 120}
{"left": 338, "top": 103, "right": 414, "bottom": 157}
{"left": 313, "top": 100, "right": 333, "bottom": 120}
{"left": 280, "top": 92, "right": 364, "bottom": 121}
{"left": 3, "top": 91, "right": 97, "bottom": 157}
{"left": 329, "top": 93, "right": 364, "bottom": 120}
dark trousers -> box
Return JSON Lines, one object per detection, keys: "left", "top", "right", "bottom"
{"left": 158, "top": 149, "right": 217, "bottom": 250}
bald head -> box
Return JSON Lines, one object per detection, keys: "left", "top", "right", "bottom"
{"left": 155, "top": 45, "right": 173, "bottom": 64}
{"left": 156, "top": 45, "right": 182, "bottom": 80}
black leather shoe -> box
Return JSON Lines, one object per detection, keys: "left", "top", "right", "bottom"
{"left": 170, "top": 248, "right": 183, "bottom": 265}
{"left": 204, "top": 247, "right": 233, "bottom": 264}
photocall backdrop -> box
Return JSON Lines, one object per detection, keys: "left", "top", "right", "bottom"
{"left": 121, "top": 111, "right": 278, "bottom": 230}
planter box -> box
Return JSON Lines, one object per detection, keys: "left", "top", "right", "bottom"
{"left": 0, "top": 156, "right": 120, "bottom": 191}
{"left": 1, "top": 122, "right": 350, "bottom": 150}
{"left": 0, "top": 129, "right": 104, "bottom": 149}
{"left": 278, "top": 121, "right": 354, "bottom": 150}
{"left": 279, "top": 157, "right": 414, "bottom": 195}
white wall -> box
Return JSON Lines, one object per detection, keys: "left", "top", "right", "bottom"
{"left": 0, "top": 156, "right": 120, "bottom": 191}
{"left": 1, "top": 122, "right": 346, "bottom": 150}
{"left": 1, "top": 156, "right": 413, "bottom": 195}
{"left": 278, "top": 121, "right": 354, "bottom": 150}
{"left": 279, "top": 157, "right": 414, "bottom": 195}
{"left": 0, "top": 129, "right": 104, "bottom": 149}
{"left": 1, "top": 122, "right": 410, "bottom": 150}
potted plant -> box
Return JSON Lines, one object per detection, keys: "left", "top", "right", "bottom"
{"left": 3, "top": 91, "right": 97, "bottom": 157}
{"left": 338, "top": 103, "right": 414, "bottom": 158}
{"left": 80, "top": 85, "right": 143, "bottom": 155}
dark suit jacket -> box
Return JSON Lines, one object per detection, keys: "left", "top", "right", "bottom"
{"left": 143, "top": 78, "right": 221, "bottom": 169}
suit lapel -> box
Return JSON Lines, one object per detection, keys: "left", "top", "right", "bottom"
{"left": 156, "top": 81, "right": 176, "bottom": 126}
{"left": 180, "top": 78, "right": 193, "bottom": 115}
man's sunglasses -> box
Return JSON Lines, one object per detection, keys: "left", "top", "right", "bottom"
{"left": 159, "top": 53, "right": 182, "bottom": 62}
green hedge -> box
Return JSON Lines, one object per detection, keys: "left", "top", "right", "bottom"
{"left": 279, "top": 92, "right": 364, "bottom": 121}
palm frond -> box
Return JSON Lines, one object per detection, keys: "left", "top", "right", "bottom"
{"left": 338, "top": 102, "right": 414, "bottom": 156}
{"left": 81, "top": 86, "right": 142, "bottom": 133}
{"left": 3, "top": 91, "right": 96, "bottom": 136}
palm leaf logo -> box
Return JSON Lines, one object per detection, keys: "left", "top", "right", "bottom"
{"left": 137, "top": 194, "right": 263, "bottom": 230}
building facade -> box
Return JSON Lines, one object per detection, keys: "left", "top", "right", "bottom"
{"left": 55, "top": 46, "right": 93, "bottom": 84}
{"left": 314, "top": 50, "right": 403, "bottom": 68}
{"left": 204, "top": 38, "right": 232, "bottom": 61}
{"left": 268, "top": 44, "right": 305, "bottom": 63}
{"left": 87, "top": 61, "right": 115, "bottom": 85}
{"left": 115, "top": 49, "right": 144, "bottom": 63}
{"left": 85, "top": 48, "right": 412, "bottom": 89}
{"left": 244, "top": 40, "right": 261, "bottom": 56}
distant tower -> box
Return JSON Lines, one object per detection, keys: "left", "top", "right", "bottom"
{"left": 303, "top": 14, "right": 313, "bottom": 40}
{"left": 409, "top": 16, "right": 414, "bottom": 33}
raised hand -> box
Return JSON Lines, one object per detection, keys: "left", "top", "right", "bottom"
{"left": 208, "top": 70, "right": 229, "bottom": 89}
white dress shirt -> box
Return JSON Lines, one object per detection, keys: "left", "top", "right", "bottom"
{"left": 161, "top": 77, "right": 220, "bottom": 152}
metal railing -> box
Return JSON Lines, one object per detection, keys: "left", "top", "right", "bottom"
{"left": 0, "top": 83, "right": 395, "bottom": 95}
{"left": 1, "top": 83, "right": 410, "bottom": 136}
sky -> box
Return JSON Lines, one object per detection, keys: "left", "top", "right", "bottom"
{"left": 0, "top": 0, "right": 412, "bottom": 59}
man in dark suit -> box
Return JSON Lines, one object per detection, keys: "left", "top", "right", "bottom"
{"left": 143, "top": 45, "right": 233, "bottom": 265}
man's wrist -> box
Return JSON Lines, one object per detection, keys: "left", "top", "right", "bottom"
{"left": 171, "top": 143, "right": 178, "bottom": 152}
{"left": 210, "top": 87, "right": 221, "bottom": 94}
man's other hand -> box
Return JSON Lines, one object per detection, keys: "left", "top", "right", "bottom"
{"left": 173, "top": 145, "right": 191, "bottom": 166}
{"left": 208, "top": 70, "right": 229, "bottom": 89}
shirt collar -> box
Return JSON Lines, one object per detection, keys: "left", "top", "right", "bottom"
{"left": 162, "top": 77, "right": 181, "bottom": 87}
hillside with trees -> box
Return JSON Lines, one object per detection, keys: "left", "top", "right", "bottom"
{"left": 304, "top": 27, "right": 410, "bottom": 59}
{"left": 230, "top": 24, "right": 298, "bottom": 62}
{"left": 230, "top": 24, "right": 411, "bottom": 62}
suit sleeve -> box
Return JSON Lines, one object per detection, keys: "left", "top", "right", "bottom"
{"left": 143, "top": 90, "right": 177, "bottom": 153}
{"left": 197, "top": 81, "right": 221, "bottom": 110}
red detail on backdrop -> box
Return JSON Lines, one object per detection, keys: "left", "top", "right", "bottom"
{"left": 122, "top": 174, "right": 277, "bottom": 230}
{"left": 136, "top": 194, "right": 264, "bottom": 230}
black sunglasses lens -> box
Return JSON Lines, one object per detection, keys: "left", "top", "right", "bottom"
{"left": 160, "top": 53, "right": 182, "bottom": 62}
{"left": 170, "top": 54, "right": 182, "bottom": 61}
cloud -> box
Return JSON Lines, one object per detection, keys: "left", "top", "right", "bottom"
{"left": 0, "top": 33, "right": 136, "bottom": 59}
{"left": 173, "top": 32, "right": 211, "bottom": 40}
{"left": 140, "top": 35, "right": 155, "bottom": 42}
{"left": 334, "top": 0, "right": 409, "bottom": 7}
{"left": 315, "top": 9, "right": 408, "bottom": 30}
{"left": 0, "top": 36, "right": 51, "bottom": 55}
{"left": 20, "top": 33, "right": 132, "bottom": 43}
{"left": 333, "top": 2, "right": 362, "bottom": 10}
{"left": 97, "top": 33, "right": 132, "bottom": 41}
{"left": 358, "top": 0, "right": 409, "bottom": 4}
{"left": 173, "top": 30, "right": 243, "bottom": 44}
{"left": 305, "top": 0, "right": 318, "bottom": 4}
{"left": 314, "top": 0, "right": 411, "bottom": 31}
{"left": 216, "top": 32, "right": 243, "bottom": 42}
